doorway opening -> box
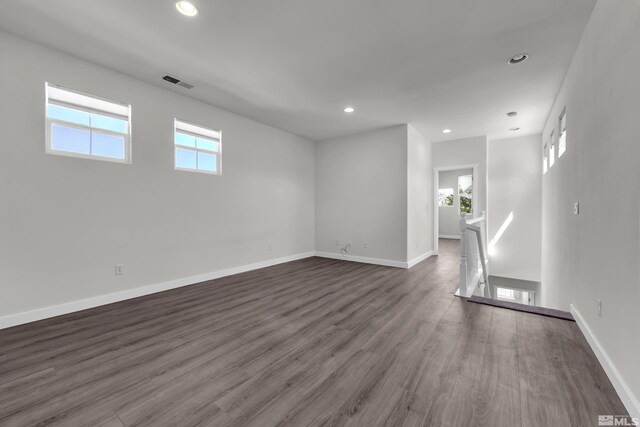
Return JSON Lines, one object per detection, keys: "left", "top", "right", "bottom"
{"left": 432, "top": 165, "right": 478, "bottom": 255}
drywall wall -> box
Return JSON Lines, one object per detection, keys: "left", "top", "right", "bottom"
{"left": 438, "top": 168, "right": 473, "bottom": 237}
{"left": 0, "top": 31, "right": 315, "bottom": 318}
{"left": 407, "top": 125, "right": 433, "bottom": 262}
{"left": 540, "top": 0, "right": 640, "bottom": 416}
{"left": 315, "top": 125, "right": 409, "bottom": 263}
{"left": 487, "top": 135, "right": 541, "bottom": 282}
{"left": 432, "top": 136, "right": 488, "bottom": 216}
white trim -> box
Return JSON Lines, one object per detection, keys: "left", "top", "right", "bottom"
{"left": 315, "top": 251, "right": 434, "bottom": 269}
{"left": 407, "top": 251, "right": 435, "bottom": 268}
{"left": 570, "top": 304, "right": 640, "bottom": 418}
{"left": 0, "top": 252, "right": 314, "bottom": 330}
{"left": 314, "top": 251, "right": 407, "bottom": 268}
{"left": 438, "top": 234, "right": 461, "bottom": 240}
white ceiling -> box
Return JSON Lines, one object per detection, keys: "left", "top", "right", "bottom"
{"left": 0, "top": 0, "right": 595, "bottom": 142}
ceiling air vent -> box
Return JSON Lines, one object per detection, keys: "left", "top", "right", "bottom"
{"left": 162, "top": 74, "right": 194, "bottom": 90}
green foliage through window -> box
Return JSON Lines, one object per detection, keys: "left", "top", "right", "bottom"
{"left": 458, "top": 175, "right": 473, "bottom": 214}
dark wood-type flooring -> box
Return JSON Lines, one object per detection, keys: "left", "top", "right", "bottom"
{"left": 0, "top": 239, "right": 626, "bottom": 426}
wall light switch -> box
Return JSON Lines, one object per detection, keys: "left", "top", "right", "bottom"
{"left": 573, "top": 202, "right": 580, "bottom": 215}
{"left": 115, "top": 264, "right": 124, "bottom": 275}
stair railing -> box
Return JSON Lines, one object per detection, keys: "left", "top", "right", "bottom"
{"left": 456, "top": 210, "right": 489, "bottom": 298}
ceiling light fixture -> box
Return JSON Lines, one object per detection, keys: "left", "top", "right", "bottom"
{"left": 343, "top": 107, "right": 355, "bottom": 113}
{"left": 508, "top": 53, "right": 529, "bottom": 65}
{"left": 506, "top": 111, "right": 518, "bottom": 117}
{"left": 509, "top": 127, "right": 520, "bottom": 131}
{"left": 176, "top": 1, "right": 198, "bottom": 16}
{"left": 442, "top": 129, "right": 452, "bottom": 134}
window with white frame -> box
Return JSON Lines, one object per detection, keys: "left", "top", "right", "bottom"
{"left": 548, "top": 130, "right": 555, "bottom": 168}
{"left": 558, "top": 108, "right": 567, "bottom": 158}
{"left": 46, "top": 84, "right": 131, "bottom": 162}
{"left": 174, "top": 119, "right": 221, "bottom": 174}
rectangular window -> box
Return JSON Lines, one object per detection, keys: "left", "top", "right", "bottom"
{"left": 438, "top": 188, "right": 454, "bottom": 207}
{"left": 548, "top": 130, "right": 555, "bottom": 168}
{"left": 174, "top": 119, "right": 221, "bottom": 174}
{"left": 558, "top": 108, "right": 567, "bottom": 158}
{"left": 458, "top": 175, "right": 472, "bottom": 214}
{"left": 46, "top": 84, "right": 131, "bottom": 163}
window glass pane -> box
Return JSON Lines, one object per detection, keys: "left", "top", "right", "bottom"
{"left": 458, "top": 175, "right": 473, "bottom": 214}
{"left": 91, "top": 113, "right": 128, "bottom": 134}
{"left": 51, "top": 123, "right": 90, "bottom": 154}
{"left": 438, "top": 188, "right": 454, "bottom": 207}
{"left": 47, "top": 104, "right": 90, "bottom": 126}
{"left": 92, "top": 131, "right": 125, "bottom": 159}
{"left": 196, "top": 137, "right": 219, "bottom": 152}
{"left": 175, "top": 132, "right": 196, "bottom": 148}
{"left": 176, "top": 148, "right": 197, "bottom": 169}
{"left": 198, "top": 152, "right": 217, "bottom": 172}
{"left": 558, "top": 131, "right": 566, "bottom": 157}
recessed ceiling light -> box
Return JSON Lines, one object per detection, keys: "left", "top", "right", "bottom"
{"left": 343, "top": 107, "right": 355, "bottom": 113}
{"left": 506, "top": 111, "right": 518, "bottom": 117}
{"left": 507, "top": 53, "right": 529, "bottom": 65}
{"left": 442, "top": 129, "right": 452, "bottom": 134}
{"left": 509, "top": 127, "right": 520, "bottom": 131}
{"left": 176, "top": 1, "right": 198, "bottom": 16}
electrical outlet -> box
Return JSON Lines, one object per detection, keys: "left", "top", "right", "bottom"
{"left": 115, "top": 264, "right": 124, "bottom": 275}
{"left": 573, "top": 202, "right": 580, "bottom": 215}
{"left": 596, "top": 299, "right": 602, "bottom": 317}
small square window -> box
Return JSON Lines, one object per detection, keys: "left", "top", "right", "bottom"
{"left": 558, "top": 108, "right": 567, "bottom": 158}
{"left": 549, "top": 130, "right": 555, "bottom": 168}
{"left": 174, "top": 119, "right": 222, "bottom": 175}
{"left": 45, "top": 84, "right": 131, "bottom": 163}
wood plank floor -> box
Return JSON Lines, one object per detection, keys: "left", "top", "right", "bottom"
{"left": 0, "top": 239, "right": 626, "bottom": 426}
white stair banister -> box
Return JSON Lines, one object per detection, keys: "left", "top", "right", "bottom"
{"left": 456, "top": 211, "right": 489, "bottom": 298}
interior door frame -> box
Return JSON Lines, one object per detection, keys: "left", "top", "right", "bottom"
{"left": 433, "top": 164, "right": 479, "bottom": 256}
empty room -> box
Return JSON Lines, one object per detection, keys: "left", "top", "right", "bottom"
{"left": 1, "top": 0, "right": 639, "bottom": 426}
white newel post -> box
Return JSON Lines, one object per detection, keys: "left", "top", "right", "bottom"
{"left": 459, "top": 212, "right": 468, "bottom": 296}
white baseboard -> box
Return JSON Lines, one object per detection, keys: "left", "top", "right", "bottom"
{"left": 314, "top": 251, "right": 407, "bottom": 268}
{"left": 315, "top": 251, "right": 434, "bottom": 269}
{"left": 407, "top": 251, "right": 435, "bottom": 268}
{"left": 570, "top": 304, "right": 640, "bottom": 418}
{"left": 0, "top": 252, "right": 315, "bottom": 330}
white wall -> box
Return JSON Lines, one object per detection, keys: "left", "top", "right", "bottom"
{"left": 540, "top": 0, "right": 640, "bottom": 415}
{"left": 437, "top": 168, "right": 473, "bottom": 237}
{"left": 488, "top": 135, "right": 541, "bottom": 282}
{"left": 432, "top": 136, "right": 488, "bottom": 216}
{"left": 0, "top": 31, "right": 315, "bottom": 318}
{"left": 315, "top": 125, "right": 409, "bottom": 263}
{"left": 407, "top": 125, "right": 433, "bottom": 261}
